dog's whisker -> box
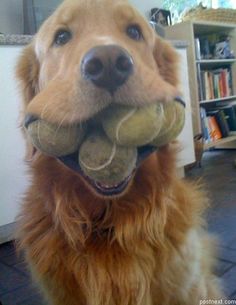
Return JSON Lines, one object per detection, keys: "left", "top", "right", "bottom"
{"left": 40, "top": 100, "right": 52, "bottom": 121}
{"left": 53, "top": 114, "right": 68, "bottom": 140}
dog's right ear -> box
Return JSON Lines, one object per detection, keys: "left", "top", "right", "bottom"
{"left": 16, "top": 44, "right": 39, "bottom": 109}
{"left": 16, "top": 44, "right": 39, "bottom": 161}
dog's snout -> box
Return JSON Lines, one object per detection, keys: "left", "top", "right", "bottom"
{"left": 81, "top": 45, "right": 133, "bottom": 94}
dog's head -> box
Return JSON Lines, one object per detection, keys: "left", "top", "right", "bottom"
{"left": 17, "top": 0, "right": 180, "bottom": 198}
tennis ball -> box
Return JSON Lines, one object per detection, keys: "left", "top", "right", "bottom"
{"left": 101, "top": 103, "right": 164, "bottom": 147}
{"left": 26, "top": 119, "right": 85, "bottom": 157}
{"left": 151, "top": 101, "right": 185, "bottom": 147}
{"left": 79, "top": 130, "right": 137, "bottom": 185}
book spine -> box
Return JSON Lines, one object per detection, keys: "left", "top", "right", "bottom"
{"left": 195, "top": 38, "right": 201, "bottom": 60}
{"left": 217, "top": 110, "right": 230, "bottom": 137}
{"left": 200, "top": 71, "right": 206, "bottom": 100}
{"left": 205, "top": 71, "right": 211, "bottom": 100}
{"left": 205, "top": 117, "right": 212, "bottom": 142}
{"left": 213, "top": 73, "right": 218, "bottom": 99}
{"left": 219, "top": 73, "right": 223, "bottom": 98}
{"left": 208, "top": 72, "right": 214, "bottom": 100}
{"left": 228, "top": 68, "right": 233, "bottom": 96}
{"left": 223, "top": 107, "right": 236, "bottom": 131}
{"left": 200, "top": 107, "right": 210, "bottom": 142}
{"left": 197, "top": 64, "right": 204, "bottom": 101}
{"left": 221, "top": 70, "right": 227, "bottom": 98}
{"left": 208, "top": 116, "right": 222, "bottom": 141}
{"left": 226, "top": 71, "right": 230, "bottom": 97}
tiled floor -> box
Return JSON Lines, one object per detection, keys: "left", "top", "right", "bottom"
{"left": 0, "top": 242, "right": 44, "bottom": 305}
{"left": 0, "top": 150, "right": 236, "bottom": 304}
{"left": 186, "top": 150, "right": 236, "bottom": 298}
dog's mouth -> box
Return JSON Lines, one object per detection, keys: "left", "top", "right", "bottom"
{"left": 58, "top": 145, "right": 157, "bottom": 197}
{"left": 25, "top": 97, "right": 185, "bottom": 197}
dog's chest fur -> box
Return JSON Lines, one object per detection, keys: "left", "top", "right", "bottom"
{"left": 29, "top": 223, "right": 207, "bottom": 305}
{"left": 18, "top": 154, "right": 222, "bottom": 305}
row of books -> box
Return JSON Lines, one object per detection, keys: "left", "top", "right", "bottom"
{"left": 199, "top": 68, "right": 232, "bottom": 101}
{"left": 200, "top": 103, "right": 236, "bottom": 143}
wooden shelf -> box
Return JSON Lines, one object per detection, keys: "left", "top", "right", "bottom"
{"left": 200, "top": 95, "right": 236, "bottom": 104}
{"left": 196, "top": 59, "right": 236, "bottom": 65}
{"left": 193, "top": 20, "right": 236, "bottom": 35}
{"left": 204, "top": 135, "right": 236, "bottom": 149}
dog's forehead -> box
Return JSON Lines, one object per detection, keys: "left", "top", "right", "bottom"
{"left": 54, "top": 0, "right": 136, "bottom": 22}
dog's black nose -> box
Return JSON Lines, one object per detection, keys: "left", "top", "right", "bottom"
{"left": 81, "top": 45, "right": 133, "bottom": 94}
{"left": 24, "top": 114, "right": 38, "bottom": 128}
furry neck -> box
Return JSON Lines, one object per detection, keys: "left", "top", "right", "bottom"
{"left": 27, "top": 146, "right": 185, "bottom": 251}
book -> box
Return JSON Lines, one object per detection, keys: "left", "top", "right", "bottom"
{"left": 200, "top": 71, "right": 206, "bottom": 100}
{"left": 213, "top": 72, "right": 219, "bottom": 99}
{"left": 200, "top": 107, "right": 211, "bottom": 142}
{"left": 195, "top": 38, "right": 201, "bottom": 60}
{"left": 221, "top": 69, "right": 227, "bottom": 97}
{"left": 199, "top": 38, "right": 211, "bottom": 59}
{"left": 208, "top": 72, "right": 214, "bottom": 100}
{"left": 207, "top": 116, "right": 222, "bottom": 141}
{"left": 207, "top": 109, "right": 230, "bottom": 138}
{"left": 204, "top": 71, "right": 211, "bottom": 100}
{"left": 217, "top": 105, "right": 236, "bottom": 132}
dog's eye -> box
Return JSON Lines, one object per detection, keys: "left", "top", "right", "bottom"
{"left": 54, "top": 29, "right": 72, "bottom": 46}
{"left": 126, "top": 25, "right": 142, "bottom": 41}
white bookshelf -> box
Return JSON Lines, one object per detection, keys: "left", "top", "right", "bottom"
{"left": 196, "top": 59, "right": 236, "bottom": 65}
{"left": 166, "top": 20, "right": 236, "bottom": 150}
{"left": 204, "top": 134, "right": 236, "bottom": 149}
{"left": 200, "top": 94, "right": 236, "bottom": 104}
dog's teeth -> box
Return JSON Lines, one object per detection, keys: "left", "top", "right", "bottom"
{"left": 95, "top": 182, "right": 119, "bottom": 189}
{"left": 102, "top": 184, "right": 116, "bottom": 188}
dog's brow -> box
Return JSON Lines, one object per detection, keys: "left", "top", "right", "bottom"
{"left": 114, "top": 4, "right": 136, "bottom": 22}
{"left": 56, "top": 2, "right": 82, "bottom": 25}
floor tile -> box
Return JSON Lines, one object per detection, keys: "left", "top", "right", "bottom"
{"left": 186, "top": 150, "right": 236, "bottom": 297}
{"left": 215, "top": 259, "right": 234, "bottom": 277}
{"left": 0, "top": 262, "right": 29, "bottom": 294}
{"left": 0, "top": 242, "right": 15, "bottom": 259}
{"left": 230, "top": 289, "right": 236, "bottom": 298}
{"left": 217, "top": 247, "right": 236, "bottom": 264}
{"left": 13, "top": 261, "right": 30, "bottom": 277}
{"left": 221, "top": 265, "right": 236, "bottom": 297}
{"left": 0, "top": 284, "right": 44, "bottom": 305}
{"left": 0, "top": 252, "right": 21, "bottom": 267}
{"left": 227, "top": 237, "right": 236, "bottom": 250}
{"left": 16, "top": 293, "right": 45, "bottom": 305}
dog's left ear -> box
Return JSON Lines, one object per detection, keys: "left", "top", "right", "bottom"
{"left": 16, "top": 44, "right": 39, "bottom": 161}
{"left": 153, "top": 36, "right": 180, "bottom": 87}
{"left": 16, "top": 44, "right": 39, "bottom": 109}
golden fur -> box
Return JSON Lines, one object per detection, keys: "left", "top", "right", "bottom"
{"left": 16, "top": 0, "right": 222, "bottom": 304}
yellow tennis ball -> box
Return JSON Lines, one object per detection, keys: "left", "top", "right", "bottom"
{"left": 151, "top": 100, "right": 185, "bottom": 147}
{"left": 26, "top": 119, "right": 85, "bottom": 157}
{"left": 78, "top": 130, "right": 137, "bottom": 185}
{"left": 101, "top": 103, "right": 164, "bottom": 147}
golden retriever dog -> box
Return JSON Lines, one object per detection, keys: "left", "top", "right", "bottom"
{"left": 16, "top": 0, "right": 223, "bottom": 304}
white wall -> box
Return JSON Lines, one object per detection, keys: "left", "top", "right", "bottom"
{"left": 0, "top": 0, "right": 23, "bottom": 34}
{"left": 0, "top": 46, "right": 28, "bottom": 227}
{"left": 129, "top": 0, "right": 163, "bottom": 18}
